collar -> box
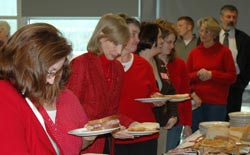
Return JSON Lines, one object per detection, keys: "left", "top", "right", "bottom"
{"left": 220, "top": 29, "right": 235, "bottom": 38}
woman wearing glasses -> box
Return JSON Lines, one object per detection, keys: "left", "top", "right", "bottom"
{"left": 186, "top": 17, "right": 236, "bottom": 132}
{"left": 0, "top": 23, "right": 93, "bottom": 155}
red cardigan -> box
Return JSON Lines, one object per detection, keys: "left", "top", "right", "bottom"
{"left": 167, "top": 58, "right": 192, "bottom": 126}
{"left": 66, "top": 52, "right": 124, "bottom": 153}
{"left": 186, "top": 42, "right": 236, "bottom": 104}
{"left": 0, "top": 80, "right": 57, "bottom": 155}
{"left": 115, "top": 54, "right": 159, "bottom": 144}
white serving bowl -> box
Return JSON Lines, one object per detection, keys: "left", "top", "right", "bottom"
{"left": 199, "top": 121, "right": 230, "bottom": 135}
{"left": 229, "top": 112, "right": 250, "bottom": 119}
{"left": 229, "top": 112, "right": 250, "bottom": 127}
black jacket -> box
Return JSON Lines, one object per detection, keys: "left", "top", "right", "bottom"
{"left": 235, "top": 29, "right": 250, "bottom": 87}
{"left": 152, "top": 57, "right": 178, "bottom": 127}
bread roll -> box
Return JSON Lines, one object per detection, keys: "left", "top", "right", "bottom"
{"left": 87, "top": 115, "right": 119, "bottom": 131}
{"left": 165, "top": 93, "right": 190, "bottom": 99}
{"left": 128, "top": 122, "right": 160, "bottom": 131}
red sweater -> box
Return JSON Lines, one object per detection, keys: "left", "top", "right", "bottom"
{"left": 186, "top": 42, "right": 236, "bottom": 104}
{"left": 167, "top": 58, "right": 192, "bottom": 126}
{"left": 115, "top": 54, "right": 159, "bottom": 144}
{"left": 66, "top": 52, "right": 124, "bottom": 153}
{"left": 0, "top": 80, "right": 57, "bottom": 155}
{"left": 39, "top": 89, "right": 88, "bottom": 155}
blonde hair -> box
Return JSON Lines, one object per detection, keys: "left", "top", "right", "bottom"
{"left": 0, "top": 21, "right": 10, "bottom": 35}
{"left": 197, "top": 16, "right": 221, "bottom": 37}
{"left": 87, "top": 13, "right": 130, "bottom": 55}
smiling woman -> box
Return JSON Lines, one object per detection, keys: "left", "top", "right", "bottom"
{"left": 197, "top": 17, "right": 221, "bottom": 47}
{"left": 187, "top": 16, "right": 237, "bottom": 134}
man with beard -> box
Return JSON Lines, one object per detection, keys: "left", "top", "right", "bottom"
{"left": 219, "top": 4, "right": 250, "bottom": 121}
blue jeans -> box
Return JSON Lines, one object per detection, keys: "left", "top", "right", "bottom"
{"left": 166, "top": 125, "right": 183, "bottom": 151}
{"left": 192, "top": 103, "right": 227, "bottom": 132}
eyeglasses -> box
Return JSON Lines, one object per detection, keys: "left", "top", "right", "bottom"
{"left": 47, "top": 68, "right": 63, "bottom": 79}
{"left": 199, "top": 29, "right": 212, "bottom": 35}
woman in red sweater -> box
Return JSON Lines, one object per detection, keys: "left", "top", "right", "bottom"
{"left": 186, "top": 17, "right": 236, "bottom": 132}
{"left": 115, "top": 16, "right": 165, "bottom": 155}
{"left": 0, "top": 23, "right": 74, "bottom": 155}
{"left": 66, "top": 14, "right": 130, "bottom": 154}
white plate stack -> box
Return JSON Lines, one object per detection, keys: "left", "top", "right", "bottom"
{"left": 229, "top": 112, "right": 250, "bottom": 127}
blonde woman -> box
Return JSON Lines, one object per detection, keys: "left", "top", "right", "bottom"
{"left": 186, "top": 17, "right": 236, "bottom": 132}
{"left": 66, "top": 13, "right": 130, "bottom": 154}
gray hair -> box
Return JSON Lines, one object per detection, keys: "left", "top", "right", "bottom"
{"left": 220, "top": 4, "right": 238, "bottom": 16}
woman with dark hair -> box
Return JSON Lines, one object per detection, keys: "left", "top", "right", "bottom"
{"left": 136, "top": 21, "right": 179, "bottom": 154}
{"left": 136, "top": 22, "right": 161, "bottom": 54}
{"left": 136, "top": 22, "right": 165, "bottom": 85}
{"left": 0, "top": 23, "right": 91, "bottom": 155}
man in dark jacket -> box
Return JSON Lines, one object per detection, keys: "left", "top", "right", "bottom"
{"left": 219, "top": 4, "right": 250, "bottom": 121}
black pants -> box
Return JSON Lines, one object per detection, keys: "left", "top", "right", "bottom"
{"left": 226, "top": 78, "right": 246, "bottom": 121}
{"left": 103, "top": 135, "right": 112, "bottom": 154}
{"left": 115, "top": 138, "right": 158, "bottom": 155}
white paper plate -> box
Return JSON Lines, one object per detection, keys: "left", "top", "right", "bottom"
{"left": 126, "top": 130, "right": 159, "bottom": 136}
{"left": 135, "top": 98, "right": 168, "bottom": 103}
{"left": 68, "top": 127, "right": 120, "bottom": 136}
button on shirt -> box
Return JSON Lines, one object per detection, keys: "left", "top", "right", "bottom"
{"left": 220, "top": 29, "right": 240, "bottom": 74}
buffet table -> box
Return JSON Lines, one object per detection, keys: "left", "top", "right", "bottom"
{"left": 164, "top": 129, "right": 250, "bottom": 155}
